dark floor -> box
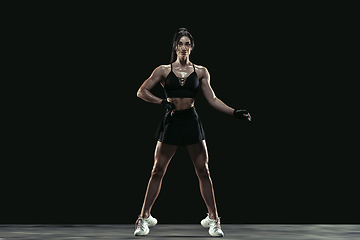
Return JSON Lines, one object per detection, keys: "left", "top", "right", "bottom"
{"left": 0, "top": 224, "right": 359, "bottom": 240}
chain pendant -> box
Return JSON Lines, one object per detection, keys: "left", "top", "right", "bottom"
{"left": 178, "top": 77, "right": 186, "bottom": 86}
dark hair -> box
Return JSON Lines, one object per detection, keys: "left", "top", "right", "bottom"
{"left": 170, "top": 28, "right": 195, "bottom": 63}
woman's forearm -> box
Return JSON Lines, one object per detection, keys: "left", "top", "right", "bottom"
{"left": 137, "top": 88, "right": 163, "bottom": 104}
{"left": 210, "top": 97, "right": 234, "bottom": 115}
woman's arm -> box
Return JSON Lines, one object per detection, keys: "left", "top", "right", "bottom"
{"left": 137, "top": 65, "right": 166, "bottom": 104}
{"left": 200, "top": 66, "right": 251, "bottom": 120}
{"left": 200, "top": 67, "right": 234, "bottom": 115}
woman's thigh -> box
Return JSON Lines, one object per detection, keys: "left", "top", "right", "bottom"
{"left": 186, "top": 140, "right": 209, "bottom": 174}
{"left": 152, "top": 141, "right": 177, "bottom": 173}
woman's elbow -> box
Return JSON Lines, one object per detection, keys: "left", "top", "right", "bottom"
{"left": 137, "top": 88, "right": 143, "bottom": 98}
{"left": 208, "top": 97, "right": 217, "bottom": 108}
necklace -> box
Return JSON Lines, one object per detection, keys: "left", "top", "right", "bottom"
{"left": 178, "top": 77, "right": 186, "bottom": 86}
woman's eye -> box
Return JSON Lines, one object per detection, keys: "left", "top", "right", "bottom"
{"left": 177, "top": 42, "right": 191, "bottom": 47}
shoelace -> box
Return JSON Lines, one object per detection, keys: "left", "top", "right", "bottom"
{"left": 211, "top": 217, "right": 222, "bottom": 230}
{"left": 135, "top": 216, "right": 146, "bottom": 231}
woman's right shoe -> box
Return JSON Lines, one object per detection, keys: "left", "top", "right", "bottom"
{"left": 134, "top": 214, "right": 158, "bottom": 236}
{"left": 144, "top": 214, "right": 158, "bottom": 227}
{"left": 201, "top": 213, "right": 224, "bottom": 237}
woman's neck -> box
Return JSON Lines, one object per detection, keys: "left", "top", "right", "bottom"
{"left": 175, "top": 57, "right": 190, "bottom": 67}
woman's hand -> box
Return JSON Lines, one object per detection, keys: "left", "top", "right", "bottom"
{"left": 233, "top": 109, "right": 251, "bottom": 121}
{"left": 161, "top": 99, "right": 176, "bottom": 111}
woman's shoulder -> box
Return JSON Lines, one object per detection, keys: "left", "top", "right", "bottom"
{"left": 158, "top": 64, "right": 172, "bottom": 73}
{"left": 193, "top": 64, "right": 207, "bottom": 71}
{"left": 193, "top": 64, "right": 209, "bottom": 78}
{"left": 152, "top": 64, "right": 171, "bottom": 77}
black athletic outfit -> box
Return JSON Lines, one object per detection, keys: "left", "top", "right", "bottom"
{"left": 155, "top": 63, "right": 206, "bottom": 146}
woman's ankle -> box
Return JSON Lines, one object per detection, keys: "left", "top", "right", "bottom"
{"left": 208, "top": 213, "right": 218, "bottom": 220}
{"left": 140, "top": 212, "right": 150, "bottom": 219}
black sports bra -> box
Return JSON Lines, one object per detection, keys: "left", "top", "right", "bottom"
{"left": 163, "top": 63, "right": 199, "bottom": 98}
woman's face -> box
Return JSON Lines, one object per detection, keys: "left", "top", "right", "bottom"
{"left": 176, "top": 36, "right": 192, "bottom": 59}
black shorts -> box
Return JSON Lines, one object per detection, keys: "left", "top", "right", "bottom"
{"left": 155, "top": 107, "right": 206, "bottom": 146}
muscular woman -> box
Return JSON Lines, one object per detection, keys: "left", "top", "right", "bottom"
{"left": 134, "top": 28, "right": 251, "bottom": 237}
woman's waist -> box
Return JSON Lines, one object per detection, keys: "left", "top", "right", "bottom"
{"left": 165, "top": 106, "right": 198, "bottom": 120}
{"left": 167, "top": 97, "right": 195, "bottom": 111}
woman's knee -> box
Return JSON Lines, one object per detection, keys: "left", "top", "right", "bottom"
{"left": 196, "top": 165, "right": 210, "bottom": 179}
{"left": 151, "top": 166, "right": 166, "bottom": 178}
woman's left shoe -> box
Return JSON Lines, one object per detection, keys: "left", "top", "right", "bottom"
{"left": 201, "top": 213, "right": 224, "bottom": 237}
{"left": 134, "top": 217, "right": 149, "bottom": 236}
{"left": 134, "top": 214, "right": 158, "bottom": 236}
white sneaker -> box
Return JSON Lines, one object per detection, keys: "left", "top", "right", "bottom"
{"left": 144, "top": 214, "right": 158, "bottom": 227}
{"left": 201, "top": 213, "right": 224, "bottom": 237}
{"left": 134, "top": 214, "right": 158, "bottom": 236}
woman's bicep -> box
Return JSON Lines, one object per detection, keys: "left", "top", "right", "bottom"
{"left": 139, "top": 66, "right": 165, "bottom": 91}
{"left": 200, "top": 68, "right": 216, "bottom": 103}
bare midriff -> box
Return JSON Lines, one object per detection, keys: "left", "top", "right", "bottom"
{"left": 167, "top": 97, "right": 195, "bottom": 111}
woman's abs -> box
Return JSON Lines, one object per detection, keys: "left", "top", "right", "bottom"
{"left": 167, "top": 98, "right": 195, "bottom": 111}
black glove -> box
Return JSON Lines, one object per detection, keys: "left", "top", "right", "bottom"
{"left": 161, "top": 99, "right": 175, "bottom": 111}
{"left": 233, "top": 109, "right": 251, "bottom": 121}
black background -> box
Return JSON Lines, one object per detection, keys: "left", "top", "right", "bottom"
{"left": 4, "top": 3, "right": 358, "bottom": 224}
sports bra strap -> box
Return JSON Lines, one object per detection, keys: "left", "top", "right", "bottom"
{"left": 192, "top": 63, "right": 196, "bottom": 73}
